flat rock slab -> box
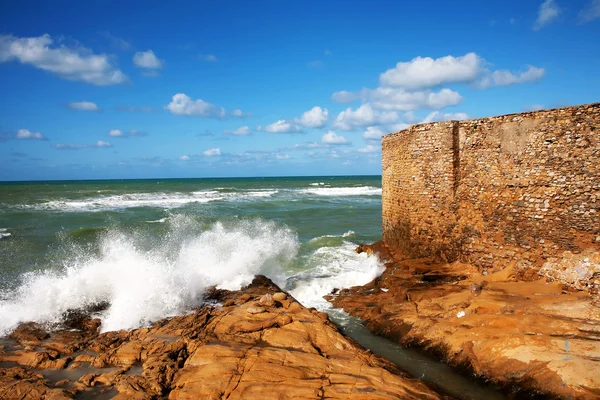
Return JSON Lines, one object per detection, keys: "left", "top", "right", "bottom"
{"left": 0, "top": 275, "right": 442, "bottom": 400}
{"left": 330, "top": 243, "right": 600, "bottom": 400}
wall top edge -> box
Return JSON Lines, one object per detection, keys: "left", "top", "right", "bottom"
{"left": 382, "top": 102, "right": 600, "bottom": 141}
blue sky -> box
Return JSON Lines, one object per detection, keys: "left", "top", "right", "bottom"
{"left": 1, "top": 0, "right": 599, "bottom": 181}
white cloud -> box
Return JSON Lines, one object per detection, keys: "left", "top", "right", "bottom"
{"left": 375, "top": 52, "right": 544, "bottom": 91}
{"left": 0, "top": 34, "right": 128, "bottom": 86}
{"left": 358, "top": 144, "right": 379, "bottom": 153}
{"left": 362, "top": 126, "right": 386, "bottom": 140}
{"left": 296, "top": 106, "right": 329, "bottom": 128}
{"left": 224, "top": 126, "right": 251, "bottom": 136}
{"left": 55, "top": 140, "right": 112, "bottom": 149}
{"left": 364, "top": 87, "right": 463, "bottom": 111}
{"left": 534, "top": 0, "right": 561, "bottom": 30}
{"left": 231, "top": 108, "right": 251, "bottom": 118}
{"left": 108, "top": 129, "right": 147, "bottom": 138}
{"left": 203, "top": 148, "right": 221, "bottom": 156}
{"left": 263, "top": 119, "right": 302, "bottom": 133}
{"left": 333, "top": 104, "right": 398, "bottom": 131}
{"left": 421, "top": 111, "right": 469, "bottom": 123}
{"left": 199, "top": 54, "right": 217, "bottom": 62}
{"left": 321, "top": 131, "right": 350, "bottom": 145}
{"left": 16, "top": 129, "right": 46, "bottom": 140}
{"left": 523, "top": 104, "right": 545, "bottom": 111}
{"left": 580, "top": 0, "right": 600, "bottom": 23}
{"left": 96, "top": 140, "right": 112, "bottom": 148}
{"left": 275, "top": 154, "right": 291, "bottom": 160}
{"left": 476, "top": 66, "right": 545, "bottom": 89}
{"left": 380, "top": 53, "right": 482, "bottom": 90}
{"left": 165, "top": 93, "right": 226, "bottom": 117}
{"left": 390, "top": 123, "right": 410, "bottom": 132}
{"left": 179, "top": 155, "right": 190, "bottom": 161}
{"left": 307, "top": 60, "right": 323, "bottom": 68}
{"left": 109, "top": 129, "right": 124, "bottom": 137}
{"left": 133, "top": 50, "right": 163, "bottom": 69}
{"left": 68, "top": 101, "right": 99, "bottom": 111}
{"left": 331, "top": 90, "right": 358, "bottom": 103}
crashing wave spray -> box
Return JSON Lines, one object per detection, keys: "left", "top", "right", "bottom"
{"left": 0, "top": 216, "right": 298, "bottom": 335}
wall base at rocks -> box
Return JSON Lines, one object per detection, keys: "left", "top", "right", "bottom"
{"left": 382, "top": 103, "right": 600, "bottom": 292}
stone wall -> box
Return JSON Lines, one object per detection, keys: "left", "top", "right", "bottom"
{"left": 382, "top": 103, "right": 600, "bottom": 291}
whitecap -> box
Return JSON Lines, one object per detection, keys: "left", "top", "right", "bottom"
{"left": 0, "top": 217, "right": 298, "bottom": 335}
{"left": 298, "top": 186, "right": 381, "bottom": 196}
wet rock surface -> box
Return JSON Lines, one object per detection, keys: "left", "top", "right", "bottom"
{"left": 0, "top": 275, "right": 443, "bottom": 400}
{"left": 328, "top": 242, "right": 600, "bottom": 400}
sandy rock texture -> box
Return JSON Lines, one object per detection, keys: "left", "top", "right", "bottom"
{"left": 0, "top": 275, "right": 443, "bottom": 400}
{"left": 330, "top": 243, "right": 600, "bottom": 400}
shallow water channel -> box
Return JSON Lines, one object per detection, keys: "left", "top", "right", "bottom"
{"left": 327, "top": 311, "right": 506, "bottom": 400}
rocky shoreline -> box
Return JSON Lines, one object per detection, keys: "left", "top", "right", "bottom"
{"left": 0, "top": 275, "right": 444, "bottom": 400}
{"left": 329, "top": 242, "right": 600, "bottom": 400}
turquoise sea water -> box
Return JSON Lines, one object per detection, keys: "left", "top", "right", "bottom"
{"left": 0, "top": 175, "right": 383, "bottom": 334}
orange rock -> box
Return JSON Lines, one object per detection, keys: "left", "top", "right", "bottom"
{"left": 0, "top": 276, "right": 441, "bottom": 400}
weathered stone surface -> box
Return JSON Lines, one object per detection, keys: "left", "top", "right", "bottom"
{"left": 0, "top": 275, "right": 441, "bottom": 400}
{"left": 382, "top": 103, "right": 600, "bottom": 292}
{"left": 329, "top": 243, "right": 600, "bottom": 400}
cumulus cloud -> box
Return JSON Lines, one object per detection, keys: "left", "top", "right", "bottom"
{"left": 295, "top": 106, "right": 329, "bottom": 128}
{"left": 380, "top": 53, "right": 482, "bottom": 90}
{"left": 379, "top": 52, "right": 544, "bottom": 90}
{"left": 199, "top": 54, "right": 217, "bottom": 62}
{"left": 358, "top": 144, "right": 379, "bottom": 153}
{"left": 333, "top": 53, "right": 544, "bottom": 115}
{"left": 55, "top": 140, "right": 112, "bottom": 149}
{"left": 108, "top": 129, "right": 147, "bottom": 138}
{"left": 68, "top": 101, "right": 99, "bottom": 111}
{"left": 231, "top": 108, "right": 251, "bottom": 118}
{"left": 421, "top": 111, "right": 470, "bottom": 123}
{"left": 331, "top": 90, "right": 358, "bottom": 103}
{"left": 261, "top": 120, "right": 302, "bottom": 134}
{"left": 224, "top": 126, "right": 251, "bottom": 136}
{"left": 203, "top": 147, "right": 221, "bottom": 156}
{"left": 475, "top": 66, "right": 545, "bottom": 89}
{"left": 0, "top": 34, "right": 128, "bottom": 85}
{"left": 362, "top": 126, "right": 386, "bottom": 141}
{"left": 276, "top": 154, "right": 291, "bottom": 160}
{"left": 179, "top": 155, "right": 190, "bottom": 161}
{"left": 579, "top": 0, "right": 600, "bottom": 23}
{"left": 165, "top": 93, "right": 226, "bottom": 117}
{"left": 534, "top": 0, "right": 561, "bottom": 30}
{"left": 333, "top": 104, "right": 398, "bottom": 131}
{"left": 16, "top": 129, "right": 46, "bottom": 140}
{"left": 133, "top": 50, "right": 163, "bottom": 69}
{"left": 364, "top": 87, "right": 463, "bottom": 111}
{"left": 321, "top": 131, "right": 350, "bottom": 145}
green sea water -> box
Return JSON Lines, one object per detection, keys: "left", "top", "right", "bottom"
{"left": 0, "top": 175, "right": 383, "bottom": 334}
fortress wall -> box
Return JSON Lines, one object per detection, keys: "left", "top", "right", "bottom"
{"left": 382, "top": 103, "right": 600, "bottom": 290}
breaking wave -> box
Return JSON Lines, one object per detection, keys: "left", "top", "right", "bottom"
{"left": 14, "top": 190, "right": 279, "bottom": 212}
{"left": 0, "top": 217, "right": 298, "bottom": 335}
{"left": 299, "top": 186, "right": 382, "bottom": 196}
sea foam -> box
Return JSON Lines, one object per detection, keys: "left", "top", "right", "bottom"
{"left": 299, "top": 186, "right": 382, "bottom": 196}
{"left": 0, "top": 217, "right": 298, "bottom": 335}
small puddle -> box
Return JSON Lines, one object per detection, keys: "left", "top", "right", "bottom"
{"left": 327, "top": 310, "right": 506, "bottom": 400}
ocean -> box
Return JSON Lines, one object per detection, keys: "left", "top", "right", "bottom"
{"left": 0, "top": 175, "right": 383, "bottom": 335}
